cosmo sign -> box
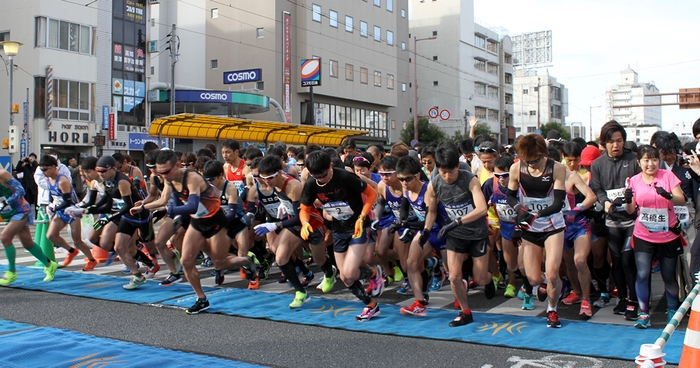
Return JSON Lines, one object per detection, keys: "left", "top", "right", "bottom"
{"left": 223, "top": 68, "right": 262, "bottom": 84}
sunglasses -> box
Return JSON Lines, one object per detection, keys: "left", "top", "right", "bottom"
{"left": 297, "top": 162, "right": 305, "bottom": 167}
{"left": 311, "top": 170, "right": 330, "bottom": 180}
{"left": 39, "top": 167, "right": 50, "bottom": 172}
{"left": 252, "top": 173, "right": 260, "bottom": 178}
{"left": 378, "top": 171, "right": 396, "bottom": 177}
{"left": 181, "top": 162, "right": 194, "bottom": 167}
{"left": 95, "top": 167, "right": 110, "bottom": 173}
{"left": 397, "top": 175, "right": 416, "bottom": 182}
{"left": 259, "top": 172, "right": 279, "bottom": 181}
{"left": 205, "top": 176, "right": 217, "bottom": 182}
{"left": 158, "top": 166, "right": 175, "bottom": 175}
{"left": 494, "top": 172, "right": 509, "bottom": 179}
{"left": 478, "top": 147, "right": 497, "bottom": 154}
{"left": 353, "top": 156, "right": 370, "bottom": 164}
{"left": 526, "top": 157, "right": 543, "bottom": 166}
{"left": 244, "top": 161, "right": 252, "bottom": 167}
{"left": 146, "top": 164, "right": 156, "bottom": 169}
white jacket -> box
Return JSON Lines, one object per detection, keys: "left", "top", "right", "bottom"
{"left": 34, "top": 163, "right": 73, "bottom": 205}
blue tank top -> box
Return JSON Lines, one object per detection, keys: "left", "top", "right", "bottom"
{"left": 221, "top": 180, "right": 245, "bottom": 221}
{"left": 48, "top": 174, "right": 78, "bottom": 206}
{"left": 492, "top": 179, "right": 516, "bottom": 223}
{"left": 406, "top": 181, "right": 446, "bottom": 228}
{"left": 386, "top": 185, "right": 416, "bottom": 221}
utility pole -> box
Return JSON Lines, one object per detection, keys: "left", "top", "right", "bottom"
{"left": 165, "top": 24, "right": 179, "bottom": 149}
{"left": 413, "top": 35, "right": 436, "bottom": 142}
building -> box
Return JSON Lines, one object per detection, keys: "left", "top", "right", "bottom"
{"left": 513, "top": 71, "right": 568, "bottom": 136}
{"left": 605, "top": 67, "right": 661, "bottom": 130}
{"left": 566, "top": 122, "right": 586, "bottom": 140}
{"left": 625, "top": 124, "right": 660, "bottom": 145}
{"left": 408, "top": 0, "right": 514, "bottom": 143}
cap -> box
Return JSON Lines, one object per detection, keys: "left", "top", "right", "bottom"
{"left": 546, "top": 130, "right": 562, "bottom": 141}
{"left": 96, "top": 155, "right": 117, "bottom": 168}
{"left": 580, "top": 146, "right": 602, "bottom": 166}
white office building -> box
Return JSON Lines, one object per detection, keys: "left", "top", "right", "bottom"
{"left": 605, "top": 67, "right": 661, "bottom": 129}
{"left": 513, "top": 71, "right": 568, "bottom": 136}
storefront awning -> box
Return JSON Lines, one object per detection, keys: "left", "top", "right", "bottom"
{"left": 148, "top": 114, "right": 368, "bottom": 146}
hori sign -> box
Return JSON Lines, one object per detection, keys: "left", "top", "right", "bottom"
{"left": 46, "top": 123, "right": 95, "bottom": 146}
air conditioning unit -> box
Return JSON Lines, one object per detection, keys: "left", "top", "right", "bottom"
{"left": 140, "top": 127, "right": 147, "bottom": 133}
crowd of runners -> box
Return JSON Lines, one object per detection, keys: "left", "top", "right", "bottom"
{"left": 2, "top": 117, "right": 700, "bottom": 329}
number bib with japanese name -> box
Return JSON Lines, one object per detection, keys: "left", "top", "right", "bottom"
{"left": 639, "top": 207, "right": 669, "bottom": 233}
{"left": 606, "top": 188, "right": 625, "bottom": 212}
{"left": 322, "top": 201, "right": 354, "bottom": 221}
{"left": 674, "top": 206, "right": 690, "bottom": 229}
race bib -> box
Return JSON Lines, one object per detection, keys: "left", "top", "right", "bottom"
{"left": 233, "top": 180, "right": 245, "bottom": 196}
{"left": 606, "top": 188, "right": 625, "bottom": 211}
{"left": 263, "top": 202, "right": 281, "bottom": 218}
{"left": 193, "top": 202, "right": 211, "bottom": 219}
{"left": 444, "top": 202, "right": 474, "bottom": 222}
{"left": 674, "top": 205, "right": 690, "bottom": 229}
{"left": 522, "top": 196, "right": 553, "bottom": 215}
{"left": 495, "top": 202, "right": 516, "bottom": 221}
{"left": 639, "top": 207, "right": 669, "bottom": 233}
{"left": 322, "top": 201, "right": 354, "bottom": 221}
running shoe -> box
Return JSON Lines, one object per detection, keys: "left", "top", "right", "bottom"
{"left": 82, "top": 259, "right": 98, "bottom": 271}
{"left": 371, "top": 265, "right": 384, "bottom": 297}
{"left": 201, "top": 257, "right": 213, "bottom": 268}
{"left": 651, "top": 259, "right": 661, "bottom": 273}
{"left": 396, "top": 279, "right": 412, "bottom": 294}
{"left": 301, "top": 271, "right": 315, "bottom": 288}
{"left": 625, "top": 302, "right": 639, "bottom": 321}
{"left": 635, "top": 312, "right": 650, "bottom": 329}
{"left": 613, "top": 299, "right": 627, "bottom": 315}
{"left": 522, "top": 294, "right": 535, "bottom": 310}
{"left": 194, "top": 251, "right": 205, "bottom": 265}
{"left": 214, "top": 269, "right": 225, "bottom": 285}
{"left": 43, "top": 261, "right": 58, "bottom": 282}
{"left": 259, "top": 260, "right": 271, "bottom": 280}
{"left": 547, "top": 310, "right": 562, "bottom": 328}
{"left": 159, "top": 273, "right": 182, "bottom": 286}
{"left": 398, "top": 228, "right": 412, "bottom": 243}
{"left": 579, "top": 300, "right": 593, "bottom": 318}
{"left": 104, "top": 251, "right": 117, "bottom": 266}
{"left": 172, "top": 249, "right": 182, "bottom": 274}
{"left": 185, "top": 298, "right": 210, "bottom": 314}
{"left": 320, "top": 265, "right": 337, "bottom": 293}
{"left": 429, "top": 272, "right": 445, "bottom": 291}
{"left": 62, "top": 249, "right": 78, "bottom": 267}
{"left": 242, "top": 252, "right": 260, "bottom": 280}
{"left": 400, "top": 300, "right": 428, "bottom": 317}
{"left": 537, "top": 283, "right": 548, "bottom": 302}
{"left": 517, "top": 285, "right": 527, "bottom": 300}
{"left": 562, "top": 292, "right": 582, "bottom": 306}
{"left": 610, "top": 287, "right": 618, "bottom": 298}
{"left": 145, "top": 262, "right": 160, "bottom": 279}
{"left": 278, "top": 273, "right": 288, "bottom": 283}
{"left": 356, "top": 303, "right": 380, "bottom": 322}
{"left": 121, "top": 264, "right": 136, "bottom": 274}
{"left": 484, "top": 276, "right": 496, "bottom": 300}
{"left": 492, "top": 273, "right": 503, "bottom": 290}
{"left": 289, "top": 291, "right": 310, "bottom": 309}
{"left": 593, "top": 292, "right": 610, "bottom": 308}
{"left": 449, "top": 311, "right": 473, "bottom": 327}
{"left": 504, "top": 284, "right": 516, "bottom": 298}
{"left": 0, "top": 271, "right": 17, "bottom": 286}
{"left": 248, "top": 276, "right": 260, "bottom": 290}
{"left": 666, "top": 309, "right": 676, "bottom": 325}
{"left": 122, "top": 275, "right": 147, "bottom": 290}
{"left": 393, "top": 265, "right": 404, "bottom": 283}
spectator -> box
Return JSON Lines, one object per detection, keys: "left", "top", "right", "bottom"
{"left": 34, "top": 149, "right": 72, "bottom": 211}
{"left": 15, "top": 153, "right": 38, "bottom": 206}
{"left": 68, "top": 157, "right": 85, "bottom": 198}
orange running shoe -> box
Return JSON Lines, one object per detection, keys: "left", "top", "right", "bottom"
{"left": 62, "top": 249, "right": 78, "bottom": 267}
{"left": 248, "top": 276, "right": 260, "bottom": 290}
{"left": 82, "top": 259, "right": 98, "bottom": 271}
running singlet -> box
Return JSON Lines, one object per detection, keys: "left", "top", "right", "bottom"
{"left": 386, "top": 186, "right": 415, "bottom": 221}
{"left": 171, "top": 170, "right": 220, "bottom": 219}
{"left": 478, "top": 167, "right": 499, "bottom": 226}
{"left": 492, "top": 179, "right": 516, "bottom": 223}
{"left": 226, "top": 160, "right": 247, "bottom": 196}
{"left": 432, "top": 169, "right": 487, "bottom": 240}
{"left": 406, "top": 181, "right": 446, "bottom": 229}
{"left": 0, "top": 180, "right": 28, "bottom": 218}
{"left": 105, "top": 172, "right": 150, "bottom": 221}
{"left": 628, "top": 169, "right": 680, "bottom": 242}
{"left": 220, "top": 180, "right": 245, "bottom": 221}
{"left": 48, "top": 174, "right": 78, "bottom": 209}
{"left": 518, "top": 159, "right": 565, "bottom": 233}
{"left": 128, "top": 165, "right": 148, "bottom": 198}
{"left": 257, "top": 177, "right": 296, "bottom": 220}
{"left": 300, "top": 168, "right": 367, "bottom": 233}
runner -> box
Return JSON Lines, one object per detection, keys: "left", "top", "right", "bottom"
{"left": 424, "top": 145, "right": 492, "bottom": 327}
{"left": 0, "top": 166, "right": 58, "bottom": 284}
{"left": 506, "top": 134, "right": 567, "bottom": 328}
{"left": 300, "top": 150, "right": 381, "bottom": 322}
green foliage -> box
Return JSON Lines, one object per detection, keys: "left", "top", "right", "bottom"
{"left": 539, "top": 122, "right": 571, "bottom": 141}
{"left": 400, "top": 117, "right": 448, "bottom": 145}
{"left": 474, "top": 122, "right": 493, "bottom": 137}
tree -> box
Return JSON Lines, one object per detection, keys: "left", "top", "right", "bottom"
{"left": 400, "top": 117, "right": 448, "bottom": 146}
{"left": 450, "top": 123, "right": 493, "bottom": 141}
{"left": 540, "top": 122, "right": 571, "bottom": 141}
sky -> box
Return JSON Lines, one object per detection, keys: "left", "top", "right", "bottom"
{"left": 473, "top": 0, "right": 700, "bottom": 137}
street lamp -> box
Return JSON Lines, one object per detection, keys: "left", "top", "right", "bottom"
{"left": 413, "top": 35, "right": 436, "bottom": 143}
{"left": 1, "top": 41, "right": 22, "bottom": 166}
{"left": 589, "top": 105, "right": 602, "bottom": 141}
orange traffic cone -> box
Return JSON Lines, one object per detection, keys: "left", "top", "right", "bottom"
{"left": 636, "top": 344, "right": 666, "bottom": 367}
{"left": 679, "top": 295, "right": 700, "bottom": 367}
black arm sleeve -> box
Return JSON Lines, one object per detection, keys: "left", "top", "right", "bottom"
{"left": 689, "top": 168, "right": 700, "bottom": 183}
{"left": 399, "top": 197, "right": 410, "bottom": 222}
{"left": 506, "top": 188, "right": 521, "bottom": 209}
{"left": 374, "top": 196, "right": 386, "bottom": 219}
{"left": 280, "top": 201, "right": 301, "bottom": 229}
{"left": 88, "top": 193, "right": 113, "bottom": 214}
{"left": 537, "top": 189, "right": 566, "bottom": 217}
{"left": 116, "top": 195, "right": 134, "bottom": 216}
{"left": 79, "top": 190, "right": 97, "bottom": 208}
{"left": 404, "top": 221, "right": 426, "bottom": 230}
{"left": 245, "top": 200, "right": 257, "bottom": 213}
{"left": 54, "top": 193, "right": 75, "bottom": 212}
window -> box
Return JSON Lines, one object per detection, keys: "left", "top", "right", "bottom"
{"left": 374, "top": 71, "right": 381, "bottom": 87}
{"left": 474, "top": 59, "right": 486, "bottom": 71}
{"left": 211, "top": 8, "right": 218, "bottom": 18}
{"left": 488, "top": 86, "right": 498, "bottom": 99}
{"left": 475, "top": 107, "right": 487, "bottom": 119}
{"left": 360, "top": 22, "right": 368, "bottom": 37}
{"left": 401, "top": 9, "right": 405, "bottom": 18}
{"left": 402, "top": 83, "right": 406, "bottom": 92}
{"left": 401, "top": 42, "right": 406, "bottom": 51}
{"left": 474, "top": 34, "right": 485, "bottom": 48}
{"left": 256, "top": 81, "right": 264, "bottom": 90}
{"left": 523, "top": 89, "right": 528, "bottom": 94}
{"left": 533, "top": 86, "right": 539, "bottom": 92}
{"left": 256, "top": 28, "right": 264, "bottom": 38}
{"left": 387, "top": 0, "right": 393, "bottom": 12}
{"left": 529, "top": 110, "right": 537, "bottom": 116}
{"left": 330, "top": 59, "right": 338, "bottom": 78}
{"left": 374, "top": 26, "right": 381, "bottom": 42}
{"left": 432, "top": 81, "right": 438, "bottom": 87}
{"left": 527, "top": 126, "right": 536, "bottom": 133}
{"left": 488, "top": 109, "right": 499, "bottom": 122}
{"left": 329, "top": 10, "right": 338, "bottom": 28}
{"left": 301, "top": 102, "right": 388, "bottom": 138}
{"left": 505, "top": 73, "right": 513, "bottom": 84}
{"left": 486, "top": 40, "right": 498, "bottom": 53}
{"left": 35, "top": 17, "right": 94, "bottom": 55}
{"left": 374, "top": 0, "right": 381, "bottom": 7}
{"left": 346, "top": 64, "right": 354, "bottom": 81}
{"left": 432, "top": 55, "right": 438, "bottom": 61}
{"left": 505, "top": 93, "right": 513, "bottom": 104}
{"left": 387, "top": 74, "right": 394, "bottom": 89}
{"left": 387, "top": 30, "right": 393, "bottom": 45}
{"left": 487, "top": 63, "right": 498, "bottom": 75}
{"left": 211, "top": 59, "right": 218, "bottom": 69}
{"left": 432, "top": 30, "right": 438, "bottom": 36}
{"left": 150, "top": 66, "right": 154, "bottom": 75}
{"left": 312, "top": 4, "right": 322, "bottom": 22}
{"left": 33, "top": 76, "right": 46, "bottom": 118}
{"left": 0, "top": 31, "right": 9, "bottom": 52}
{"left": 345, "top": 16, "right": 353, "bottom": 32}
{"left": 504, "top": 53, "right": 512, "bottom": 64}
{"left": 475, "top": 82, "right": 486, "bottom": 95}
{"left": 360, "top": 67, "right": 368, "bottom": 84}
{"left": 52, "top": 78, "right": 93, "bottom": 121}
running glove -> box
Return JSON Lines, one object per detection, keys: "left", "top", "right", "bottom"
{"left": 172, "top": 215, "right": 184, "bottom": 233}
{"left": 254, "top": 223, "right": 277, "bottom": 237}
{"left": 611, "top": 197, "right": 625, "bottom": 207}
{"left": 93, "top": 218, "right": 109, "bottom": 231}
{"left": 565, "top": 207, "right": 582, "bottom": 224}
{"left": 353, "top": 215, "right": 365, "bottom": 238}
{"left": 418, "top": 228, "right": 430, "bottom": 248}
{"left": 152, "top": 209, "right": 167, "bottom": 224}
{"left": 300, "top": 222, "right": 313, "bottom": 240}
{"left": 243, "top": 212, "right": 256, "bottom": 229}
{"left": 437, "top": 221, "right": 459, "bottom": 239}
{"left": 515, "top": 209, "right": 536, "bottom": 229}
{"left": 387, "top": 221, "right": 404, "bottom": 234}
{"left": 624, "top": 188, "right": 634, "bottom": 204}
{"left": 655, "top": 186, "right": 673, "bottom": 200}
{"left": 670, "top": 221, "right": 683, "bottom": 235}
